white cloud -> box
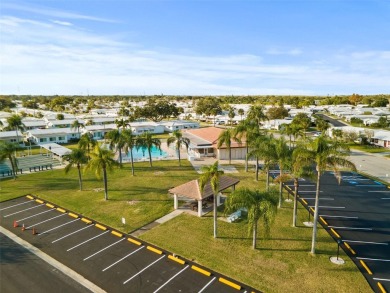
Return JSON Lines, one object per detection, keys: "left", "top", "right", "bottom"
{"left": 266, "top": 48, "right": 303, "bottom": 56}
{"left": 51, "top": 20, "right": 73, "bottom": 26}
{"left": 0, "top": 15, "right": 389, "bottom": 96}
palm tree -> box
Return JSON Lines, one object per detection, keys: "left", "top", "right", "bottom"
{"left": 84, "top": 145, "right": 119, "bottom": 200}
{"left": 115, "top": 118, "right": 129, "bottom": 131}
{"left": 63, "top": 148, "right": 88, "bottom": 191}
{"left": 247, "top": 105, "right": 268, "bottom": 128}
{"left": 199, "top": 161, "right": 224, "bottom": 238}
{"left": 105, "top": 129, "right": 126, "bottom": 165}
{"left": 71, "top": 120, "right": 84, "bottom": 139}
{"left": 225, "top": 188, "right": 278, "bottom": 249}
{"left": 6, "top": 114, "right": 24, "bottom": 145}
{"left": 0, "top": 141, "right": 22, "bottom": 179}
{"left": 294, "top": 135, "right": 356, "bottom": 254}
{"left": 217, "top": 128, "right": 237, "bottom": 165}
{"left": 273, "top": 137, "right": 291, "bottom": 208}
{"left": 78, "top": 132, "right": 97, "bottom": 158}
{"left": 122, "top": 129, "right": 136, "bottom": 176}
{"left": 238, "top": 108, "right": 245, "bottom": 121}
{"left": 166, "top": 130, "right": 190, "bottom": 166}
{"left": 135, "top": 132, "right": 161, "bottom": 167}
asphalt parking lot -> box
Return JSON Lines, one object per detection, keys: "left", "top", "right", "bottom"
{"left": 0, "top": 195, "right": 256, "bottom": 293}
{"left": 280, "top": 171, "right": 390, "bottom": 293}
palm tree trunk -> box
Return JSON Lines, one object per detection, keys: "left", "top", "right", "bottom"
{"left": 255, "top": 157, "right": 259, "bottom": 181}
{"left": 245, "top": 146, "right": 249, "bottom": 172}
{"left": 148, "top": 148, "right": 153, "bottom": 167}
{"left": 118, "top": 147, "right": 122, "bottom": 165}
{"left": 293, "top": 178, "right": 299, "bottom": 227}
{"left": 278, "top": 167, "right": 283, "bottom": 208}
{"left": 311, "top": 168, "right": 321, "bottom": 254}
{"left": 229, "top": 147, "right": 231, "bottom": 165}
{"left": 177, "top": 143, "right": 181, "bottom": 166}
{"left": 213, "top": 193, "right": 218, "bottom": 238}
{"left": 9, "top": 155, "right": 17, "bottom": 180}
{"left": 103, "top": 168, "right": 108, "bottom": 200}
{"left": 130, "top": 150, "right": 135, "bottom": 176}
{"left": 266, "top": 167, "right": 270, "bottom": 192}
{"left": 77, "top": 165, "right": 83, "bottom": 191}
{"left": 252, "top": 220, "right": 258, "bottom": 249}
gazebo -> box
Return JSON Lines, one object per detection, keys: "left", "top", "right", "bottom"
{"left": 168, "top": 176, "right": 240, "bottom": 217}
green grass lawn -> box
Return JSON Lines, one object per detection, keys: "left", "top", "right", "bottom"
{"left": 350, "top": 144, "right": 390, "bottom": 153}
{"left": 0, "top": 160, "right": 371, "bottom": 292}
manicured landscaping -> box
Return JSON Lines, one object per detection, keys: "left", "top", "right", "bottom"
{"left": 350, "top": 144, "right": 390, "bottom": 154}
{"left": 0, "top": 159, "right": 371, "bottom": 292}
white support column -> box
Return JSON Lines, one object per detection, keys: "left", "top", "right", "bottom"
{"left": 198, "top": 200, "right": 202, "bottom": 217}
{"left": 174, "top": 194, "right": 178, "bottom": 210}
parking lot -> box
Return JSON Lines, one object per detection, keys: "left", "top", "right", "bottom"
{"left": 280, "top": 171, "right": 390, "bottom": 293}
{"left": 0, "top": 196, "right": 256, "bottom": 293}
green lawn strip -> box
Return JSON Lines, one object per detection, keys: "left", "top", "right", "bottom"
{"left": 140, "top": 207, "right": 370, "bottom": 293}
{"left": 350, "top": 144, "right": 390, "bottom": 153}
{"left": 0, "top": 160, "right": 198, "bottom": 232}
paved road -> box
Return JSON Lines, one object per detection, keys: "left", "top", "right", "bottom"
{"left": 0, "top": 232, "right": 92, "bottom": 293}
{"left": 316, "top": 113, "right": 348, "bottom": 127}
{"left": 349, "top": 150, "right": 390, "bottom": 184}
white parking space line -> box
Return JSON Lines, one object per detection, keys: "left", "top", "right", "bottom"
{"left": 309, "top": 206, "right": 345, "bottom": 209}
{"left": 357, "top": 257, "right": 390, "bottom": 262}
{"left": 299, "top": 191, "right": 323, "bottom": 193}
{"left": 102, "top": 246, "right": 145, "bottom": 272}
{"left": 368, "top": 191, "right": 390, "bottom": 193}
{"left": 0, "top": 201, "right": 31, "bottom": 211}
{"left": 17, "top": 209, "right": 54, "bottom": 222}
{"left": 84, "top": 238, "right": 125, "bottom": 261}
{"left": 153, "top": 265, "right": 189, "bottom": 293}
{"left": 302, "top": 198, "right": 334, "bottom": 200}
{"left": 328, "top": 226, "right": 372, "bottom": 231}
{"left": 40, "top": 218, "right": 80, "bottom": 235}
{"left": 198, "top": 277, "right": 217, "bottom": 293}
{"left": 52, "top": 225, "right": 93, "bottom": 243}
{"left": 67, "top": 230, "right": 110, "bottom": 252}
{"left": 123, "top": 255, "right": 166, "bottom": 285}
{"left": 26, "top": 214, "right": 66, "bottom": 229}
{"left": 373, "top": 278, "right": 390, "bottom": 282}
{"left": 3, "top": 204, "right": 44, "bottom": 217}
{"left": 320, "top": 215, "right": 358, "bottom": 219}
{"left": 343, "top": 240, "right": 388, "bottom": 245}
{"left": 381, "top": 198, "right": 390, "bottom": 200}
{"left": 356, "top": 185, "right": 383, "bottom": 187}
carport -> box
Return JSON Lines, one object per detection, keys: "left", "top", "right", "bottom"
{"left": 169, "top": 176, "right": 240, "bottom": 217}
{"left": 39, "top": 143, "right": 71, "bottom": 161}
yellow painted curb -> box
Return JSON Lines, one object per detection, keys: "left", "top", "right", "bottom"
{"left": 46, "top": 203, "right": 55, "bottom": 208}
{"left": 301, "top": 199, "right": 308, "bottom": 205}
{"left": 320, "top": 217, "right": 328, "bottom": 225}
{"left": 191, "top": 265, "right": 211, "bottom": 276}
{"left": 56, "top": 208, "right": 66, "bottom": 213}
{"left": 111, "top": 231, "right": 123, "bottom": 238}
{"left": 310, "top": 207, "right": 315, "bottom": 213}
{"left": 219, "top": 277, "right": 241, "bottom": 290}
{"left": 330, "top": 228, "right": 340, "bottom": 238}
{"left": 378, "top": 282, "right": 387, "bottom": 293}
{"left": 36, "top": 199, "right": 44, "bottom": 204}
{"left": 344, "top": 242, "right": 356, "bottom": 255}
{"left": 360, "top": 260, "right": 373, "bottom": 275}
{"left": 68, "top": 212, "right": 78, "bottom": 218}
{"left": 26, "top": 195, "right": 34, "bottom": 200}
{"left": 147, "top": 246, "right": 163, "bottom": 255}
{"left": 81, "top": 218, "right": 92, "bottom": 224}
{"left": 168, "top": 255, "right": 185, "bottom": 265}
{"left": 128, "top": 238, "right": 142, "bottom": 246}
{"left": 95, "top": 224, "right": 107, "bottom": 231}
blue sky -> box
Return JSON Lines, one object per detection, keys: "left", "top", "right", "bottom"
{"left": 1, "top": 0, "right": 389, "bottom": 96}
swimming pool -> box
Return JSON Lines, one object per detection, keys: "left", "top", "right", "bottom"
{"left": 126, "top": 146, "right": 168, "bottom": 160}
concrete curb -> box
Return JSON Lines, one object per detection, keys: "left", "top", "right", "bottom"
{"left": 0, "top": 226, "right": 106, "bottom": 293}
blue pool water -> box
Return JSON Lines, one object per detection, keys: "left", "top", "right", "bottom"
{"left": 127, "top": 146, "right": 167, "bottom": 160}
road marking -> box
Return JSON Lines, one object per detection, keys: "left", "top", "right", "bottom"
{"left": 373, "top": 278, "right": 390, "bottom": 282}
{"left": 153, "top": 265, "right": 189, "bottom": 293}
{"left": 52, "top": 225, "right": 93, "bottom": 243}
{"left": 299, "top": 191, "right": 323, "bottom": 193}
{"left": 26, "top": 214, "right": 66, "bottom": 229}
{"left": 17, "top": 209, "right": 54, "bottom": 221}
{"left": 67, "top": 230, "right": 109, "bottom": 251}
{"left": 0, "top": 201, "right": 31, "bottom": 211}
{"left": 343, "top": 240, "right": 388, "bottom": 245}
{"left": 320, "top": 215, "right": 358, "bottom": 219}
{"left": 302, "top": 198, "right": 334, "bottom": 200}
{"left": 3, "top": 204, "right": 44, "bottom": 217}
{"left": 123, "top": 255, "right": 166, "bottom": 284}
{"left": 84, "top": 238, "right": 125, "bottom": 261}
{"left": 198, "top": 277, "right": 217, "bottom": 293}
{"left": 368, "top": 191, "right": 390, "bottom": 193}
{"left": 328, "top": 226, "right": 372, "bottom": 231}
{"left": 381, "top": 198, "right": 390, "bottom": 200}
{"left": 102, "top": 246, "right": 144, "bottom": 272}
{"left": 40, "top": 218, "right": 80, "bottom": 235}
{"left": 356, "top": 185, "right": 383, "bottom": 187}
{"left": 357, "top": 257, "right": 390, "bottom": 262}
{"left": 309, "top": 206, "right": 345, "bottom": 209}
